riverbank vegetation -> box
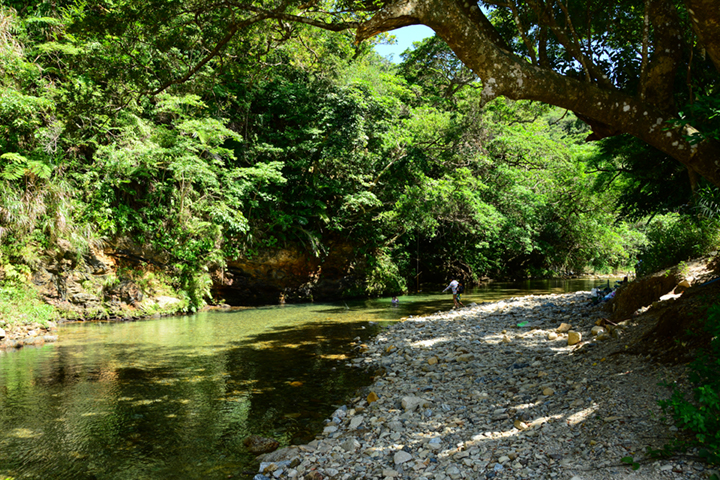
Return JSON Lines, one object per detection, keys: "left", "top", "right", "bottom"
{"left": 0, "top": 2, "right": 718, "bottom": 320}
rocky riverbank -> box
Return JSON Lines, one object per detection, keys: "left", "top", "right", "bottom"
{"left": 0, "top": 322, "right": 59, "bottom": 349}
{"left": 251, "top": 291, "right": 715, "bottom": 480}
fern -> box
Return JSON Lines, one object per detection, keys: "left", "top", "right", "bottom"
{"left": 27, "top": 159, "right": 52, "bottom": 179}
{"left": 0, "top": 153, "right": 52, "bottom": 180}
{"left": 35, "top": 41, "right": 81, "bottom": 56}
{"left": 697, "top": 186, "right": 720, "bottom": 220}
{"left": 1, "top": 159, "right": 26, "bottom": 181}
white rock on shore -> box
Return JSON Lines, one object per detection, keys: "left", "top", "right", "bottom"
{"left": 256, "top": 291, "right": 698, "bottom": 480}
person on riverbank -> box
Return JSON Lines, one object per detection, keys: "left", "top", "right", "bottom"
{"left": 391, "top": 296, "right": 399, "bottom": 305}
{"left": 442, "top": 279, "right": 463, "bottom": 308}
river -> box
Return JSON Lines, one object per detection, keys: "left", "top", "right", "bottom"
{"left": 0, "top": 278, "right": 618, "bottom": 479}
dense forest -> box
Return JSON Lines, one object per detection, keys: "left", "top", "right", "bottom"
{"left": 0, "top": 0, "right": 718, "bottom": 319}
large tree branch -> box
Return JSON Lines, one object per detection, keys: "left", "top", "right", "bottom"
{"left": 356, "top": 0, "right": 511, "bottom": 51}
{"left": 355, "top": 0, "right": 720, "bottom": 185}
{"left": 352, "top": 0, "right": 424, "bottom": 37}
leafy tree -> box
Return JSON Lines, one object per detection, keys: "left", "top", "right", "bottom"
{"left": 76, "top": 93, "right": 288, "bottom": 308}
{"left": 589, "top": 135, "right": 695, "bottom": 219}
{"left": 398, "top": 35, "right": 479, "bottom": 105}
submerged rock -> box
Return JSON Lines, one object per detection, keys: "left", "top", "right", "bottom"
{"left": 244, "top": 435, "right": 280, "bottom": 455}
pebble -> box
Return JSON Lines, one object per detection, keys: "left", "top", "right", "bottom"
{"left": 591, "top": 326, "right": 606, "bottom": 336}
{"left": 556, "top": 323, "right": 572, "bottom": 333}
{"left": 393, "top": 450, "right": 412, "bottom": 464}
{"left": 568, "top": 330, "right": 582, "bottom": 345}
{"left": 256, "top": 291, "right": 692, "bottom": 480}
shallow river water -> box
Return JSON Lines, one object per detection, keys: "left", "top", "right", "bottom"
{"left": 0, "top": 278, "right": 618, "bottom": 479}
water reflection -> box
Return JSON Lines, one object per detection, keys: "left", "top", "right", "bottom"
{"left": 0, "top": 278, "right": 617, "bottom": 479}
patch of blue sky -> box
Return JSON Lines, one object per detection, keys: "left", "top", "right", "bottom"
{"left": 373, "top": 25, "right": 435, "bottom": 63}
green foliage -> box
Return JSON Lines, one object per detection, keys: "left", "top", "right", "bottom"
{"left": 364, "top": 250, "right": 407, "bottom": 296}
{"left": 78, "top": 93, "right": 264, "bottom": 310}
{"left": 0, "top": 276, "right": 58, "bottom": 327}
{"left": 674, "top": 95, "right": 720, "bottom": 144}
{"left": 658, "top": 305, "right": 720, "bottom": 465}
{"left": 620, "top": 455, "right": 640, "bottom": 470}
{"left": 590, "top": 135, "right": 695, "bottom": 220}
{"left": 398, "top": 36, "right": 479, "bottom": 106}
{"left": 697, "top": 186, "right": 720, "bottom": 220}
{"left": 636, "top": 214, "right": 720, "bottom": 275}
{"left": 1, "top": 152, "right": 52, "bottom": 181}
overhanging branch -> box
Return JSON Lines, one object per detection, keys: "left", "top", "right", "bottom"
{"left": 356, "top": 0, "right": 423, "bottom": 41}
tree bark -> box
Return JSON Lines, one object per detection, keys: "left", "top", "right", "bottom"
{"left": 684, "top": 0, "right": 720, "bottom": 73}
{"left": 641, "top": 0, "right": 684, "bottom": 111}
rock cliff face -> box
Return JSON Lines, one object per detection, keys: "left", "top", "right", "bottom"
{"left": 27, "top": 238, "right": 363, "bottom": 317}
{"left": 32, "top": 240, "right": 118, "bottom": 317}
{"left": 213, "top": 241, "right": 363, "bottom": 305}
{"left": 31, "top": 239, "right": 184, "bottom": 320}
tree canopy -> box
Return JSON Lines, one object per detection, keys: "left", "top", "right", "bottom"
{"left": 57, "top": 0, "right": 720, "bottom": 186}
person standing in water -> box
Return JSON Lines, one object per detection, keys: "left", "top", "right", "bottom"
{"left": 455, "top": 281, "right": 465, "bottom": 308}
{"left": 442, "top": 279, "right": 464, "bottom": 308}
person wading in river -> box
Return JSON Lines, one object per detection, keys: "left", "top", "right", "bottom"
{"left": 456, "top": 281, "right": 465, "bottom": 308}
{"left": 442, "top": 279, "right": 464, "bottom": 309}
